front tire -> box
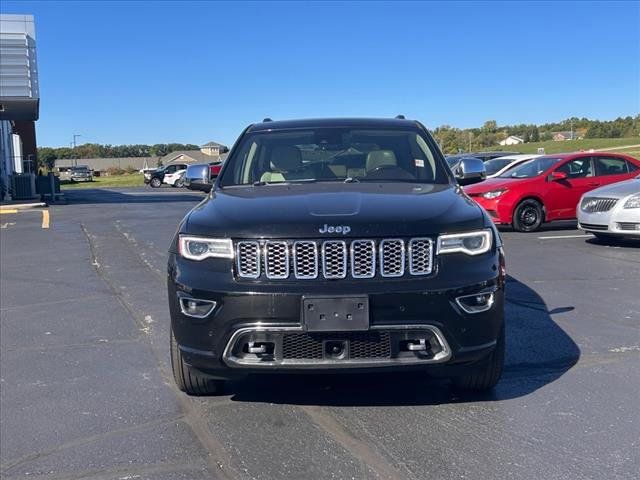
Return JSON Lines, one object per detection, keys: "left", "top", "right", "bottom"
{"left": 150, "top": 177, "right": 162, "bottom": 188}
{"left": 513, "top": 199, "right": 544, "bottom": 232}
{"left": 171, "top": 329, "right": 224, "bottom": 396}
{"left": 452, "top": 326, "right": 505, "bottom": 391}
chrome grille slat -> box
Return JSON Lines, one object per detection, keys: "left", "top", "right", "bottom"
{"left": 264, "top": 241, "right": 289, "bottom": 279}
{"left": 293, "top": 241, "right": 318, "bottom": 279}
{"left": 379, "top": 239, "right": 405, "bottom": 277}
{"left": 322, "top": 241, "right": 347, "bottom": 279}
{"left": 235, "top": 238, "right": 433, "bottom": 280}
{"left": 236, "top": 241, "right": 260, "bottom": 278}
{"left": 581, "top": 197, "right": 618, "bottom": 213}
{"left": 351, "top": 240, "right": 376, "bottom": 278}
{"left": 409, "top": 238, "right": 433, "bottom": 275}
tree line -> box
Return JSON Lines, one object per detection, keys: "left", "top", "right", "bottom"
{"left": 433, "top": 115, "right": 639, "bottom": 154}
{"left": 37, "top": 143, "right": 200, "bottom": 169}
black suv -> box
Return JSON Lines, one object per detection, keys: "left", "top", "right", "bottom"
{"left": 168, "top": 118, "right": 504, "bottom": 395}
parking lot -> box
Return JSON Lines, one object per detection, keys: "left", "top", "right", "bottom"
{"left": 1, "top": 187, "right": 639, "bottom": 480}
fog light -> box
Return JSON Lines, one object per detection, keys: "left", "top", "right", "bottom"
{"left": 455, "top": 291, "right": 495, "bottom": 314}
{"left": 179, "top": 297, "right": 217, "bottom": 318}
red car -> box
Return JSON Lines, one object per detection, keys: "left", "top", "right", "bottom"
{"left": 465, "top": 152, "right": 640, "bottom": 232}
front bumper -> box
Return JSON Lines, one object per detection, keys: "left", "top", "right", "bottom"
{"left": 578, "top": 207, "right": 640, "bottom": 236}
{"left": 168, "top": 248, "right": 505, "bottom": 379}
{"left": 468, "top": 196, "right": 513, "bottom": 225}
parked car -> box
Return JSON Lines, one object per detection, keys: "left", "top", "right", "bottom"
{"left": 577, "top": 174, "right": 640, "bottom": 240}
{"left": 484, "top": 154, "right": 542, "bottom": 178}
{"left": 56, "top": 165, "right": 93, "bottom": 182}
{"left": 144, "top": 163, "right": 188, "bottom": 188}
{"left": 168, "top": 117, "right": 505, "bottom": 396}
{"left": 469, "top": 151, "right": 520, "bottom": 162}
{"left": 465, "top": 153, "right": 640, "bottom": 232}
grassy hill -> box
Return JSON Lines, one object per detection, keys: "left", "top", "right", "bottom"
{"left": 486, "top": 137, "right": 640, "bottom": 157}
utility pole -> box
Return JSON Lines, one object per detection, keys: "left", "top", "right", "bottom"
{"left": 72, "top": 134, "right": 81, "bottom": 166}
{"left": 570, "top": 119, "right": 573, "bottom": 140}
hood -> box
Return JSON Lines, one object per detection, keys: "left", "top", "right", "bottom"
{"left": 586, "top": 178, "right": 640, "bottom": 199}
{"left": 464, "top": 177, "right": 529, "bottom": 195}
{"left": 184, "top": 183, "right": 484, "bottom": 238}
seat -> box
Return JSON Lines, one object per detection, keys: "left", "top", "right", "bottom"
{"left": 366, "top": 150, "right": 398, "bottom": 172}
{"left": 260, "top": 146, "right": 313, "bottom": 183}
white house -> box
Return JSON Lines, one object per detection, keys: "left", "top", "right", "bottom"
{"left": 499, "top": 135, "right": 524, "bottom": 146}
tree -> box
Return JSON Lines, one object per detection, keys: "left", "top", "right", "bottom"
{"left": 37, "top": 147, "right": 57, "bottom": 170}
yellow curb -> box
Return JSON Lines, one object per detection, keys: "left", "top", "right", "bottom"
{"left": 42, "top": 210, "right": 50, "bottom": 229}
{"left": 0, "top": 209, "right": 18, "bottom": 214}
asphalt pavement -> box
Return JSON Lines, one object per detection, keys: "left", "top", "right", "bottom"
{"left": 1, "top": 187, "right": 639, "bottom": 480}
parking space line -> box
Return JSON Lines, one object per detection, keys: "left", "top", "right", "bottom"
{"left": 42, "top": 209, "right": 50, "bottom": 229}
{"left": 0, "top": 209, "right": 18, "bottom": 214}
{"left": 538, "top": 234, "right": 592, "bottom": 239}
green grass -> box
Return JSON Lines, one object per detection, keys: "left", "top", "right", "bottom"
{"left": 61, "top": 173, "right": 145, "bottom": 189}
{"left": 486, "top": 137, "right": 640, "bottom": 155}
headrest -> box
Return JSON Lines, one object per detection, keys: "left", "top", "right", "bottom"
{"left": 366, "top": 150, "right": 397, "bottom": 172}
{"left": 271, "top": 146, "right": 302, "bottom": 172}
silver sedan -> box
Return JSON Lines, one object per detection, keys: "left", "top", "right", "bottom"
{"left": 577, "top": 174, "right": 640, "bottom": 240}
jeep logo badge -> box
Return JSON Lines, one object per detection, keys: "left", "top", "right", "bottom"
{"left": 319, "top": 224, "right": 351, "bottom": 235}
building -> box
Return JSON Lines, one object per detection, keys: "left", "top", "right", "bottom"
{"left": 553, "top": 131, "right": 580, "bottom": 141}
{"left": 498, "top": 135, "right": 524, "bottom": 146}
{"left": 159, "top": 141, "right": 228, "bottom": 166}
{"left": 200, "top": 141, "right": 227, "bottom": 156}
{"left": 0, "top": 14, "right": 39, "bottom": 200}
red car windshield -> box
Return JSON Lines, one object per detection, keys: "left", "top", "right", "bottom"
{"left": 499, "top": 157, "right": 561, "bottom": 179}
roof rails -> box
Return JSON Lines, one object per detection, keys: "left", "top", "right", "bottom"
{"left": 262, "top": 117, "right": 273, "bottom": 122}
{"left": 395, "top": 114, "right": 406, "bottom": 120}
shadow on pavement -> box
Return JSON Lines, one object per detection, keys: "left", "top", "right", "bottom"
{"left": 498, "top": 220, "right": 579, "bottom": 233}
{"left": 229, "top": 275, "right": 580, "bottom": 406}
{"left": 586, "top": 236, "right": 640, "bottom": 249}
{"left": 61, "top": 188, "right": 206, "bottom": 204}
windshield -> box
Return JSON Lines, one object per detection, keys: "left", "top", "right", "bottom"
{"left": 219, "top": 127, "right": 447, "bottom": 186}
{"left": 484, "top": 158, "right": 514, "bottom": 176}
{"left": 499, "top": 157, "right": 562, "bottom": 179}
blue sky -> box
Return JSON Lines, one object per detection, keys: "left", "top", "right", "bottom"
{"left": 2, "top": 1, "right": 639, "bottom": 147}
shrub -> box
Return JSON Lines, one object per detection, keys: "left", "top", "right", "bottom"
{"left": 105, "top": 166, "right": 126, "bottom": 176}
{"left": 124, "top": 165, "right": 139, "bottom": 174}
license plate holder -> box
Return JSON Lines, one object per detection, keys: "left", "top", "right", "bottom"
{"left": 302, "top": 296, "right": 369, "bottom": 332}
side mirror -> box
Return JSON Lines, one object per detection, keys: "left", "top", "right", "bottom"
{"left": 550, "top": 171, "right": 568, "bottom": 181}
{"left": 184, "top": 164, "right": 212, "bottom": 192}
{"left": 454, "top": 157, "right": 487, "bottom": 186}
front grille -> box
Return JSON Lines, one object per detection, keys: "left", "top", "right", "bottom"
{"left": 281, "top": 332, "right": 391, "bottom": 360}
{"left": 322, "top": 241, "right": 347, "bottom": 279}
{"left": 351, "top": 240, "right": 375, "bottom": 278}
{"left": 236, "top": 241, "right": 260, "bottom": 278}
{"left": 379, "top": 239, "right": 405, "bottom": 277}
{"left": 264, "top": 241, "right": 289, "bottom": 279}
{"left": 293, "top": 241, "right": 318, "bottom": 279}
{"left": 235, "top": 238, "right": 434, "bottom": 280}
{"left": 580, "top": 223, "right": 608, "bottom": 231}
{"left": 581, "top": 197, "right": 618, "bottom": 213}
{"left": 409, "top": 238, "right": 433, "bottom": 275}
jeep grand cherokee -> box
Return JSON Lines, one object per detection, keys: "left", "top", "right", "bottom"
{"left": 168, "top": 117, "right": 505, "bottom": 395}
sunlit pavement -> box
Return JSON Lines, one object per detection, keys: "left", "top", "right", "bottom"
{"left": 1, "top": 187, "right": 638, "bottom": 479}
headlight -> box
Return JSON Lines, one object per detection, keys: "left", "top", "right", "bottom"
{"left": 437, "top": 230, "right": 492, "bottom": 256}
{"left": 178, "top": 235, "right": 233, "bottom": 261}
{"left": 481, "top": 189, "right": 507, "bottom": 199}
{"left": 623, "top": 194, "right": 640, "bottom": 209}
